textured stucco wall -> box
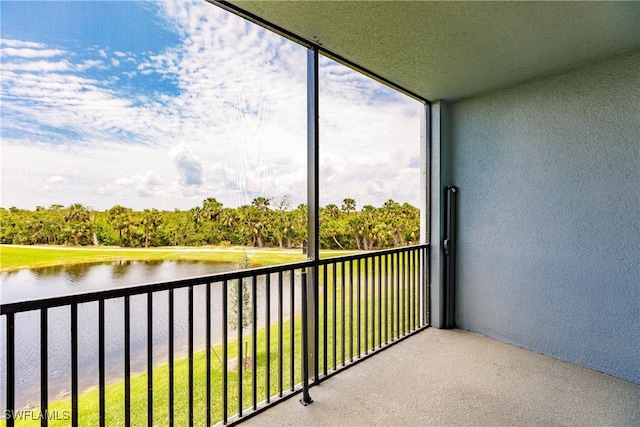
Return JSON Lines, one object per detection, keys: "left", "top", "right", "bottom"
{"left": 446, "top": 50, "right": 640, "bottom": 383}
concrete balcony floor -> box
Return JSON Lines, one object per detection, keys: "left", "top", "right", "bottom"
{"left": 243, "top": 328, "right": 640, "bottom": 426}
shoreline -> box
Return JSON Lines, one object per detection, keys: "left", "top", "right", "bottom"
{"left": 0, "top": 244, "right": 314, "bottom": 273}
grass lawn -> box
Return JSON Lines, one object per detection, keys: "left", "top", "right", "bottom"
{"left": 0, "top": 245, "right": 357, "bottom": 272}
{"left": 0, "top": 317, "right": 305, "bottom": 427}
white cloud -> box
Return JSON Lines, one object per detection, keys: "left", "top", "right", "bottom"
{"left": 111, "top": 170, "right": 164, "bottom": 197}
{"left": 1, "top": 39, "right": 46, "bottom": 49}
{"left": 43, "top": 175, "right": 68, "bottom": 193}
{"left": 2, "top": 59, "right": 71, "bottom": 72}
{"left": 1, "top": 47, "right": 65, "bottom": 58}
{"left": 76, "top": 59, "right": 104, "bottom": 71}
{"left": 169, "top": 142, "right": 203, "bottom": 187}
{"left": 47, "top": 175, "right": 67, "bottom": 184}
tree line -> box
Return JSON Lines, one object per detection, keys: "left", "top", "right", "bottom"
{"left": 0, "top": 196, "right": 419, "bottom": 250}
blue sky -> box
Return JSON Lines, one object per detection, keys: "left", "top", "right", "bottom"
{"left": 1, "top": 0, "right": 422, "bottom": 211}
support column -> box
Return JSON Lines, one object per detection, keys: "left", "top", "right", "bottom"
{"left": 430, "top": 101, "right": 448, "bottom": 328}
{"left": 420, "top": 102, "right": 431, "bottom": 325}
{"left": 301, "top": 46, "right": 319, "bottom": 405}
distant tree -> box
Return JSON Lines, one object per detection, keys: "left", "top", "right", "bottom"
{"left": 229, "top": 252, "right": 253, "bottom": 371}
{"left": 108, "top": 205, "right": 132, "bottom": 247}
{"left": 141, "top": 209, "right": 162, "bottom": 248}
{"left": 341, "top": 198, "right": 356, "bottom": 214}
{"left": 64, "top": 204, "right": 91, "bottom": 245}
{"left": 246, "top": 197, "right": 271, "bottom": 247}
{"left": 270, "top": 195, "right": 292, "bottom": 248}
{"left": 2, "top": 196, "right": 420, "bottom": 250}
{"left": 202, "top": 197, "right": 223, "bottom": 220}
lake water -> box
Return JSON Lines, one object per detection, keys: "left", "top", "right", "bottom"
{"left": 0, "top": 260, "right": 302, "bottom": 411}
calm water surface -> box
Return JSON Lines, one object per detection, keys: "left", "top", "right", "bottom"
{"left": 0, "top": 260, "right": 301, "bottom": 411}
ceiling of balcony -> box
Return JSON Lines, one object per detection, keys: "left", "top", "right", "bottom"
{"left": 225, "top": 1, "right": 640, "bottom": 101}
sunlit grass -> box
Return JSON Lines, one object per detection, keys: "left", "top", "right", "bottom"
{"left": 0, "top": 317, "right": 304, "bottom": 427}
{"left": 0, "top": 245, "right": 358, "bottom": 272}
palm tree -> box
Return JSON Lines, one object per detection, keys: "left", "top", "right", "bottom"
{"left": 65, "top": 204, "right": 90, "bottom": 245}
{"left": 141, "top": 209, "right": 162, "bottom": 248}
{"left": 341, "top": 198, "right": 356, "bottom": 214}
{"left": 251, "top": 196, "right": 271, "bottom": 211}
{"left": 108, "top": 205, "right": 132, "bottom": 247}
{"left": 323, "top": 203, "right": 340, "bottom": 219}
{"left": 249, "top": 197, "right": 271, "bottom": 247}
{"left": 191, "top": 206, "right": 203, "bottom": 230}
{"left": 202, "top": 197, "right": 223, "bottom": 221}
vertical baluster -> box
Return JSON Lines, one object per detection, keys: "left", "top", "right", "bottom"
{"left": 99, "top": 300, "right": 105, "bottom": 427}
{"left": 322, "top": 264, "right": 328, "bottom": 376}
{"left": 332, "top": 262, "right": 337, "bottom": 371}
{"left": 402, "top": 251, "right": 407, "bottom": 336}
{"left": 222, "top": 280, "right": 228, "bottom": 424}
{"left": 6, "top": 313, "right": 15, "bottom": 427}
{"left": 377, "top": 255, "right": 382, "bottom": 349}
{"left": 277, "top": 271, "right": 283, "bottom": 397}
{"left": 124, "top": 296, "right": 131, "bottom": 427}
{"left": 168, "top": 290, "right": 174, "bottom": 427}
{"left": 424, "top": 247, "right": 429, "bottom": 326}
{"left": 404, "top": 251, "right": 408, "bottom": 334}
{"left": 414, "top": 249, "right": 419, "bottom": 330}
{"left": 265, "top": 273, "right": 271, "bottom": 404}
{"left": 206, "top": 283, "right": 211, "bottom": 427}
{"left": 420, "top": 248, "right": 424, "bottom": 325}
{"left": 408, "top": 250, "right": 413, "bottom": 331}
{"left": 389, "top": 254, "right": 396, "bottom": 342}
{"left": 364, "top": 257, "right": 369, "bottom": 355}
{"left": 407, "top": 251, "right": 411, "bottom": 332}
{"left": 147, "top": 293, "right": 153, "bottom": 427}
{"left": 188, "top": 286, "right": 194, "bottom": 427}
{"left": 371, "top": 257, "right": 376, "bottom": 350}
{"left": 406, "top": 250, "right": 410, "bottom": 334}
{"left": 340, "top": 260, "right": 346, "bottom": 367}
{"left": 398, "top": 251, "right": 402, "bottom": 336}
{"left": 251, "top": 275, "right": 257, "bottom": 410}
{"left": 395, "top": 252, "right": 401, "bottom": 340}
{"left": 289, "top": 271, "right": 295, "bottom": 391}
{"left": 40, "top": 308, "right": 48, "bottom": 427}
{"left": 313, "top": 266, "right": 319, "bottom": 384}
{"left": 409, "top": 250, "right": 414, "bottom": 331}
{"left": 349, "top": 260, "right": 354, "bottom": 362}
{"left": 237, "top": 278, "right": 243, "bottom": 417}
{"left": 71, "top": 303, "right": 78, "bottom": 427}
{"left": 357, "top": 259, "right": 361, "bottom": 358}
{"left": 385, "top": 254, "right": 390, "bottom": 344}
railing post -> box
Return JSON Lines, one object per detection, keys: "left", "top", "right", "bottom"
{"left": 300, "top": 271, "right": 313, "bottom": 406}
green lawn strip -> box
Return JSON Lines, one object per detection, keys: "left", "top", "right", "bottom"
{"left": 316, "top": 257, "right": 423, "bottom": 372}
{"left": 0, "top": 245, "right": 357, "bottom": 271}
{"left": 0, "top": 318, "right": 304, "bottom": 427}
{"left": 0, "top": 245, "right": 311, "bottom": 271}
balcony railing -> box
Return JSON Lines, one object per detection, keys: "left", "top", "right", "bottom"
{"left": 1, "top": 244, "right": 429, "bottom": 426}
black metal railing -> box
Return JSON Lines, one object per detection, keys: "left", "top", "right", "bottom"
{"left": 1, "top": 244, "right": 428, "bottom": 426}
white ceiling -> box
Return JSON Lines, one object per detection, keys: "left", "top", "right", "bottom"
{"left": 225, "top": 1, "right": 640, "bottom": 101}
